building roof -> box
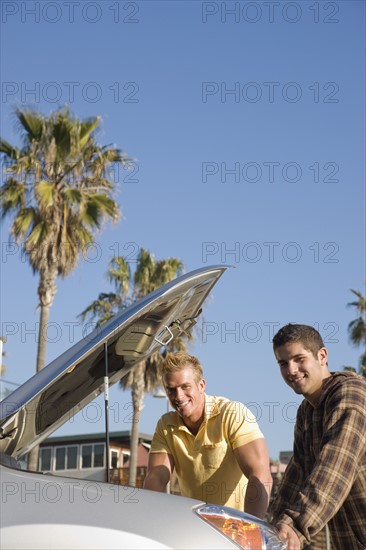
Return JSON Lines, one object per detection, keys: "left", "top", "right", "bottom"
{"left": 41, "top": 431, "right": 153, "bottom": 446}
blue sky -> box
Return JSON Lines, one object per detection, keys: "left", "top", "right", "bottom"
{"left": 1, "top": 0, "right": 365, "bottom": 459}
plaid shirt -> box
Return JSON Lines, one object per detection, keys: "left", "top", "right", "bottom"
{"left": 272, "top": 372, "right": 366, "bottom": 550}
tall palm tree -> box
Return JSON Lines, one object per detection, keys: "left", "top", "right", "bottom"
{"left": 347, "top": 289, "right": 366, "bottom": 378}
{"left": 79, "top": 249, "right": 192, "bottom": 485}
{"left": 0, "top": 336, "right": 6, "bottom": 376}
{"left": 1, "top": 107, "right": 130, "bottom": 469}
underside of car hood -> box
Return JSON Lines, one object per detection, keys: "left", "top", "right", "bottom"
{"left": 0, "top": 265, "right": 228, "bottom": 459}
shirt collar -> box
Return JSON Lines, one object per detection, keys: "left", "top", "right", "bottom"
{"left": 203, "top": 394, "right": 221, "bottom": 420}
{"left": 163, "top": 394, "right": 221, "bottom": 429}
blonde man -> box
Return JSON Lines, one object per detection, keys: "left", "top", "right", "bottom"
{"left": 144, "top": 352, "right": 272, "bottom": 518}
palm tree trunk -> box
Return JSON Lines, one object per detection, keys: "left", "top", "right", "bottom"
{"left": 36, "top": 303, "right": 51, "bottom": 373}
{"left": 128, "top": 408, "right": 140, "bottom": 486}
{"left": 28, "top": 269, "right": 57, "bottom": 471}
{"left": 128, "top": 363, "right": 145, "bottom": 486}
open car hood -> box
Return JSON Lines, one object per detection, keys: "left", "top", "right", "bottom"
{"left": 0, "top": 265, "right": 228, "bottom": 459}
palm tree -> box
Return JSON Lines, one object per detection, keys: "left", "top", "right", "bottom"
{"left": 347, "top": 289, "right": 366, "bottom": 378}
{"left": 0, "top": 336, "right": 6, "bottom": 376}
{"left": 79, "top": 249, "right": 192, "bottom": 486}
{"left": 1, "top": 107, "right": 130, "bottom": 469}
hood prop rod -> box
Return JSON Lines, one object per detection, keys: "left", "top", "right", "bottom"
{"left": 104, "top": 342, "right": 110, "bottom": 483}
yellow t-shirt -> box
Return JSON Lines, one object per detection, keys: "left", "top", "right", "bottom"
{"left": 150, "top": 394, "right": 264, "bottom": 510}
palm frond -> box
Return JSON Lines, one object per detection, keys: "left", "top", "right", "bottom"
{"left": 36, "top": 180, "right": 56, "bottom": 207}
{"left": 62, "top": 187, "right": 82, "bottom": 204}
{"left": 25, "top": 220, "right": 50, "bottom": 247}
{"left": 79, "top": 117, "right": 101, "bottom": 148}
{"left": 348, "top": 317, "right": 366, "bottom": 346}
{"left": 15, "top": 108, "right": 44, "bottom": 141}
{"left": 0, "top": 138, "right": 20, "bottom": 159}
{"left": 78, "top": 292, "right": 121, "bottom": 324}
{"left": 11, "top": 208, "right": 37, "bottom": 240}
{"left": 347, "top": 289, "right": 366, "bottom": 313}
{"left": 108, "top": 256, "right": 131, "bottom": 296}
{"left": 345, "top": 288, "right": 366, "bottom": 378}
{"left": 0, "top": 179, "right": 27, "bottom": 216}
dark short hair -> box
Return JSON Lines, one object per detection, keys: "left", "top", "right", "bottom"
{"left": 273, "top": 324, "right": 325, "bottom": 358}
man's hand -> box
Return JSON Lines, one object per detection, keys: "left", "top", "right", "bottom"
{"left": 143, "top": 452, "right": 174, "bottom": 492}
{"left": 276, "top": 524, "right": 301, "bottom": 550}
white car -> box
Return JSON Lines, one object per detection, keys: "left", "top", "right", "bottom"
{"left": 0, "top": 265, "right": 286, "bottom": 549}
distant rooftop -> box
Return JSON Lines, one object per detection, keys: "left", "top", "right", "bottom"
{"left": 41, "top": 431, "right": 153, "bottom": 445}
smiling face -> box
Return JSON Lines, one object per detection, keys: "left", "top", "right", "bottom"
{"left": 275, "top": 342, "right": 330, "bottom": 406}
{"left": 163, "top": 365, "right": 206, "bottom": 430}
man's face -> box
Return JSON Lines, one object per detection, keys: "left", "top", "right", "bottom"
{"left": 163, "top": 365, "right": 206, "bottom": 423}
{"left": 274, "top": 341, "right": 329, "bottom": 404}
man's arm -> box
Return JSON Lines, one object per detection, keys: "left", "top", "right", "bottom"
{"left": 143, "top": 452, "right": 175, "bottom": 492}
{"left": 270, "top": 406, "right": 306, "bottom": 548}
{"left": 233, "top": 438, "right": 273, "bottom": 518}
{"left": 270, "top": 457, "right": 304, "bottom": 549}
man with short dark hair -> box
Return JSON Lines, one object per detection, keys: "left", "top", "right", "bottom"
{"left": 271, "top": 323, "right": 366, "bottom": 550}
{"left": 144, "top": 352, "right": 273, "bottom": 518}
